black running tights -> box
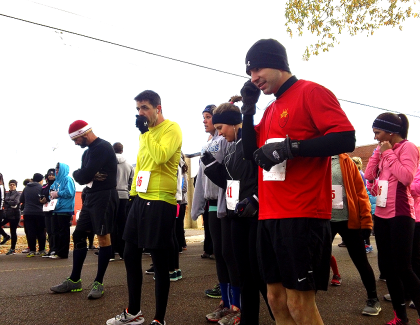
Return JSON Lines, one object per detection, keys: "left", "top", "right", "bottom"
{"left": 375, "top": 215, "right": 420, "bottom": 319}
{"left": 124, "top": 242, "right": 171, "bottom": 323}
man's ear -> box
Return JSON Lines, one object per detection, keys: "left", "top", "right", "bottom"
{"left": 157, "top": 105, "right": 162, "bottom": 114}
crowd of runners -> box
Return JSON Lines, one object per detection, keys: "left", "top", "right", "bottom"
{"left": 1, "top": 38, "right": 420, "bottom": 325}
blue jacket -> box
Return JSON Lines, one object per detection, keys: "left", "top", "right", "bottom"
{"left": 367, "top": 189, "right": 376, "bottom": 215}
{"left": 50, "top": 163, "right": 76, "bottom": 214}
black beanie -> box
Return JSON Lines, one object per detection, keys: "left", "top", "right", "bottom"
{"left": 32, "top": 173, "right": 44, "bottom": 182}
{"left": 245, "top": 39, "right": 290, "bottom": 76}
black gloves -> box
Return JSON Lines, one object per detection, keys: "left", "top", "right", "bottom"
{"left": 136, "top": 115, "right": 149, "bottom": 134}
{"left": 201, "top": 151, "right": 216, "bottom": 166}
{"left": 253, "top": 137, "right": 294, "bottom": 171}
{"left": 235, "top": 196, "right": 259, "bottom": 217}
{"left": 361, "top": 228, "right": 371, "bottom": 241}
{"left": 240, "top": 80, "right": 260, "bottom": 115}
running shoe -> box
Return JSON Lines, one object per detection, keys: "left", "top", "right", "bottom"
{"left": 206, "top": 302, "right": 231, "bottom": 322}
{"left": 49, "top": 254, "right": 63, "bottom": 259}
{"left": 176, "top": 269, "right": 182, "bottom": 280}
{"left": 365, "top": 244, "right": 374, "bottom": 253}
{"left": 0, "top": 235, "right": 11, "bottom": 245}
{"left": 26, "top": 251, "right": 36, "bottom": 257}
{"left": 22, "top": 247, "right": 30, "bottom": 253}
{"left": 338, "top": 241, "right": 346, "bottom": 247}
{"left": 331, "top": 274, "right": 342, "bottom": 286}
{"left": 169, "top": 272, "right": 178, "bottom": 282}
{"left": 145, "top": 264, "right": 154, "bottom": 275}
{"left": 362, "top": 298, "right": 381, "bottom": 315}
{"left": 218, "top": 305, "right": 240, "bottom": 325}
{"left": 106, "top": 309, "right": 145, "bottom": 325}
{"left": 206, "top": 284, "right": 222, "bottom": 299}
{"left": 149, "top": 320, "right": 166, "bottom": 325}
{"left": 42, "top": 252, "right": 52, "bottom": 258}
{"left": 383, "top": 294, "right": 392, "bottom": 302}
{"left": 409, "top": 300, "right": 416, "bottom": 309}
{"left": 50, "top": 278, "right": 82, "bottom": 293}
{"left": 5, "top": 249, "right": 15, "bottom": 255}
{"left": 385, "top": 311, "right": 408, "bottom": 325}
{"left": 38, "top": 250, "right": 48, "bottom": 257}
{"left": 87, "top": 281, "right": 104, "bottom": 299}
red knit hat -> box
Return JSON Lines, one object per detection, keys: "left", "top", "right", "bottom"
{"left": 69, "top": 120, "right": 92, "bottom": 140}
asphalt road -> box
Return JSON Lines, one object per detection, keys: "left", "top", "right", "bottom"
{"left": 0, "top": 230, "right": 419, "bottom": 325}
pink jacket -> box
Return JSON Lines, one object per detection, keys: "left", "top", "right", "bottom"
{"left": 365, "top": 140, "right": 419, "bottom": 220}
{"left": 410, "top": 165, "right": 420, "bottom": 223}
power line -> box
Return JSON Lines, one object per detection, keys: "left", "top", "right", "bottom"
{"left": 0, "top": 13, "right": 247, "bottom": 79}
{"left": 1, "top": 13, "right": 419, "bottom": 119}
{"left": 338, "top": 99, "right": 420, "bottom": 118}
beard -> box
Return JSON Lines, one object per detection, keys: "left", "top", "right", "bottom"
{"left": 78, "top": 137, "right": 88, "bottom": 148}
{"left": 148, "top": 111, "right": 159, "bottom": 127}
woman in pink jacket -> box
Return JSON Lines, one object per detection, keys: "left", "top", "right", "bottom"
{"left": 365, "top": 112, "right": 420, "bottom": 325}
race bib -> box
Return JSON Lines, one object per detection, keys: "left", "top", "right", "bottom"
{"left": 43, "top": 199, "right": 58, "bottom": 212}
{"left": 226, "top": 180, "right": 240, "bottom": 211}
{"left": 332, "top": 185, "right": 344, "bottom": 209}
{"left": 263, "top": 138, "right": 286, "bottom": 181}
{"left": 376, "top": 180, "right": 389, "bottom": 207}
{"left": 136, "top": 171, "right": 151, "bottom": 193}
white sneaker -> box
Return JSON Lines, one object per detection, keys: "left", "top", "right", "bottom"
{"left": 106, "top": 309, "right": 145, "bottom": 325}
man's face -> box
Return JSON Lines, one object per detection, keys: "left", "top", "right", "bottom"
{"left": 73, "top": 135, "right": 88, "bottom": 148}
{"left": 9, "top": 183, "right": 16, "bottom": 191}
{"left": 203, "top": 112, "right": 215, "bottom": 134}
{"left": 136, "top": 100, "right": 159, "bottom": 127}
{"left": 250, "top": 67, "right": 283, "bottom": 95}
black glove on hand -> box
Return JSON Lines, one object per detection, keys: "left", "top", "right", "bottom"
{"left": 240, "top": 80, "right": 260, "bottom": 115}
{"left": 136, "top": 115, "right": 149, "bottom": 134}
{"left": 201, "top": 151, "right": 216, "bottom": 166}
{"left": 361, "top": 228, "right": 371, "bottom": 241}
{"left": 253, "top": 137, "right": 294, "bottom": 171}
{"left": 234, "top": 196, "right": 259, "bottom": 218}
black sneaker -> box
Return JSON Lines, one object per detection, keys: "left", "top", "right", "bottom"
{"left": 205, "top": 283, "right": 222, "bottom": 299}
{"left": 145, "top": 264, "right": 154, "bottom": 274}
{"left": 0, "top": 235, "right": 11, "bottom": 245}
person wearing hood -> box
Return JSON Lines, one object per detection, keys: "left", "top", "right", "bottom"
{"left": 49, "top": 162, "right": 76, "bottom": 259}
{"left": 19, "top": 173, "right": 46, "bottom": 257}
{"left": 40, "top": 168, "right": 56, "bottom": 257}
{"left": 111, "top": 142, "right": 134, "bottom": 260}
{"left": 2, "top": 179, "right": 21, "bottom": 254}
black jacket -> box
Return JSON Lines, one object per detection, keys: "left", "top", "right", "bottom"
{"left": 73, "top": 137, "right": 117, "bottom": 193}
{"left": 203, "top": 129, "right": 258, "bottom": 202}
{"left": 20, "top": 182, "right": 44, "bottom": 216}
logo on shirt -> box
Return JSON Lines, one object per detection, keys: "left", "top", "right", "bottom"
{"left": 207, "top": 141, "right": 220, "bottom": 154}
{"left": 278, "top": 108, "right": 289, "bottom": 128}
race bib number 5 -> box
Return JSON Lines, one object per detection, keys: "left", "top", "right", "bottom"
{"left": 332, "top": 185, "right": 343, "bottom": 209}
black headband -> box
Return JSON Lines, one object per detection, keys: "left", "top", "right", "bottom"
{"left": 212, "top": 111, "right": 242, "bottom": 125}
{"left": 372, "top": 118, "right": 401, "bottom": 134}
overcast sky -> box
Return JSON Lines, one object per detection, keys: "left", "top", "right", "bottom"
{"left": 1, "top": 0, "right": 419, "bottom": 190}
